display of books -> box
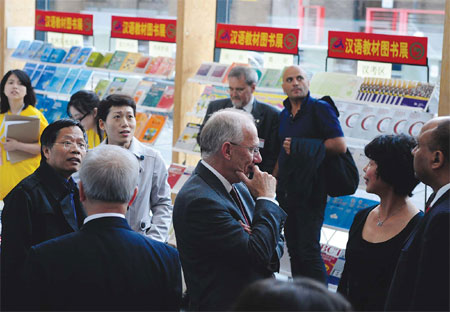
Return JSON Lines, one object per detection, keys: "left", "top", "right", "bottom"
{"left": 145, "top": 56, "right": 165, "bottom": 75}
{"left": 59, "top": 68, "right": 81, "bottom": 94}
{"left": 222, "top": 62, "right": 249, "bottom": 84}
{"left": 168, "top": 164, "right": 195, "bottom": 194}
{"left": 94, "top": 79, "right": 111, "bottom": 99}
{"left": 119, "top": 52, "right": 142, "bottom": 72}
{"left": 99, "top": 52, "right": 114, "bottom": 69}
{"left": 46, "top": 67, "right": 70, "bottom": 93}
{"left": 33, "top": 43, "right": 53, "bottom": 61}
{"left": 48, "top": 48, "right": 67, "bottom": 63}
{"left": 35, "top": 65, "right": 56, "bottom": 91}
{"left": 11, "top": 40, "right": 31, "bottom": 58}
{"left": 193, "top": 62, "right": 214, "bottom": 81}
{"left": 121, "top": 77, "right": 141, "bottom": 96}
{"left": 133, "top": 80, "right": 154, "bottom": 106}
{"left": 36, "top": 97, "right": 68, "bottom": 124}
{"left": 105, "top": 77, "right": 127, "bottom": 96}
{"left": 321, "top": 243, "right": 346, "bottom": 288}
{"left": 156, "top": 85, "right": 175, "bottom": 111}
{"left": 70, "top": 69, "right": 93, "bottom": 94}
{"left": 258, "top": 68, "right": 282, "bottom": 88}
{"left": 108, "top": 51, "right": 129, "bottom": 71}
{"left": 25, "top": 40, "right": 44, "bottom": 59}
{"left": 73, "top": 47, "right": 92, "bottom": 65}
{"left": 30, "top": 64, "right": 46, "bottom": 87}
{"left": 141, "top": 81, "right": 170, "bottom": 108}
{"left": 134, "top": 112, "right": 151, "bottom": 138}
{"left": 62, "top": 46, "right": 81, "bottom": 64}
{"left": 134, "top": 56, "right": 152, "bottom": 73}
{"left": 207, "top": 63, "right": 229, "bottom": 83}
{"left": 153, "top": 57, "right": 175, "bottom": 78}
{"left": 22, "top": 62, "right": 38, "bottom": 78}
{"left": 137, "top": 114, "right": 166, "bottom": 144}
{"left": 253, "top": 91, "right": 285, "bottom": 110}
{"left": 85, "top": 52, "right": 104, "bottom": 67}
{"left": 191, "top": 85, "right": 228, "bottom": 117}
{"left": 40, "top": 44, "right": 54, "bottom": 62}
{"left": 173, "top": 122, "right": 201, "bottom": 154}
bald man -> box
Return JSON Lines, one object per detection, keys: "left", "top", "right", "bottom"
{"left": 385, "top": 117, "right": 449, "bottom": 311}
{"left": 276, "top": 65, "right": 346, "bottom": 283}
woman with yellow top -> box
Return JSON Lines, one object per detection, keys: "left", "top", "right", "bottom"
{"left": 67, "top": 90, "right": 103, "bottom": 150}
{"left": 0, "top": 69, "right": 48, "bottom": 199}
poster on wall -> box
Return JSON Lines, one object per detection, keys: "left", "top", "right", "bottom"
{"left": 215, "top": 24, "right": 299, "bottom": 55}
{"left": 35, "top": 10, "right": 93, "bottom": 36}
{"left": 328, "top": 31, "right": 427, "bottom": 66}
{"left": 111, "top": 16, "right": 176, "bottom": 43}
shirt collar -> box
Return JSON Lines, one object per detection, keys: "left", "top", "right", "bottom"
{"left": 201, "top": 160, "right": 232, "bottom": 193}
{"left": 430, "top": 183, "right": 450, "bottom": 207}
{"left": 233, "top": 95, "right": 254, "bottom": 113}
{"left": 84, "top": 213, "right": 125, "bottom": 224}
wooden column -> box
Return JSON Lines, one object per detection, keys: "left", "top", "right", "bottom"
{"left": 439, "top": 0, "right": 450, "bottom": 116}
{"left": 172, "top": 0, "right": 217, "bottom": 164}
{"left": 0, "top": 0, "right": 35, "bottom": 76}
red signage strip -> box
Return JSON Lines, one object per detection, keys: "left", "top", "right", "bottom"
{"left": 111, "top": 16, "right": 176, "bottom": 43}
{"left": 35, "top": 10, "right": 93, "bottom": 36}
{"left": 215, "top": 24, "right": 299, "bottom": 55}
{"left": 328, "top": 31, "right": 427, "bottom": 66}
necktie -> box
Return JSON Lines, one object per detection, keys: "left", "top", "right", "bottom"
{"left": 425, "top": 192, "right": 436, "bottom": 213}
{"left": 230, "top": 186, "right": 250, "bottom": 226}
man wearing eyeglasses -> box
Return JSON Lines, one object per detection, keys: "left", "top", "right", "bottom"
{"left": 1, "top": 119, "right": 88, "bottom": 310}
{"left": 200, "top": 66, "right": 280, "bottom": 174}
{"left": 174, "top": 109, "right": 286, "bottom": 311}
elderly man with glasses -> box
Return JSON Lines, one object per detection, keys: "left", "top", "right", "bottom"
{"left": 1, "top": 119, "right": 88, "bottom": 310}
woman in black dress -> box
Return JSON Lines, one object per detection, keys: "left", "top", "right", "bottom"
{"left": 337, "top": 134, "right": 423, "bottom": 311}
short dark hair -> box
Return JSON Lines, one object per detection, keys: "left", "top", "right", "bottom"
{"left": 0, "top": 69, "right": 36, "bottom": 113}
{"left": 67, "top": 90, "right": 99, "bottom": 117}
{"left": 40, "top": 119, "right": 87, "bottom": 160}
{"left": 233, "top": 278, "right": 352, "bottom": 311}
{"left": 428, "top": 119, "right": 450, "bottom": 164}
{"left": 97, "top": 94, "right": 136, "bottom": 125}
{"left": 364, "top": 134, "right": 419, "bottom": 196}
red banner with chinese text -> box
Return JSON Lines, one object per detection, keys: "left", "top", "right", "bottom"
{"left": 111, "top": 16, "right": 176, "bottom": 43}
{"left": 328, "top": 31, "right": 427, "bottom": 66}
{"left": 215, "top": 24, "right": 299, "bottom": 55}
{"left": 35, "top": 10, "right": 93, "bottom": 36}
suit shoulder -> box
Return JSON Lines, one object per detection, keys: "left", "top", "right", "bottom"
{"left": 257, "top": 101, "right": 281, "bottom": 114}
{"left": 208, "top": 98, "right": 231, "bottom": 109}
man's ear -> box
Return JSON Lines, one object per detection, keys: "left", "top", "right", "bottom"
{"left": 79, "top": 181, "right": 86, "bottom": 202}
{"left": 98, "top": 119, "right": 105, "bottom": 131}
{"left": 42, "top": 145, "right": 50, "bottom": 161}
{"left": 222, "top": 142, "right": 232, "bottom": 160}
{"left": 431, "top": 150, "right": 444, "bottom": 169}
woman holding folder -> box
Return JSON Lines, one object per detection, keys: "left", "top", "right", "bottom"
{"left": 0, "top": 69, "right": 48, "bottom": 199}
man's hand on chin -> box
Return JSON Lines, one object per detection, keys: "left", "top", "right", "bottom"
{"left": 235, "top": 165, "right": 276, "bottom": 198}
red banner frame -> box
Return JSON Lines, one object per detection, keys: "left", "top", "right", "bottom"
{"left": 35, "top": 10, "right": 93, "bottom": 36}
{"left": 215, "top": 24, "right": 299, "bottom": 55}
{"left": 111, "top": 16, "right": 176, "bottom": 43}
{"left": 328, "top": 31, "right": 427, "bottom": 66}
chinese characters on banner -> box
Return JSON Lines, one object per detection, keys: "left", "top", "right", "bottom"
{"left": 111, "top": 16, "right": 176, "bottom": 43}
{"left": 215, "top": 24, "right": 299, "bottom": 55}
{"left": 35, "top": 10, "right": 93, "bottom": 36}
{"left": 328, "top": 31, "right": 427, "bottom": 66}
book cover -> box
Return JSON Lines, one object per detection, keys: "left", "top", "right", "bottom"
{"left": 167, "top": 163, "right": 187, "bottom": 189}
{"left": 194, "top": 62, "right": 214, "bottom": 81}
{"left": 258, "top": 68, "right": 282, "bottom": 88}
{"left": 70, "top": 69, "right": 93, "bottom": 94}
{"left": 404, "top": 110, "right": 434, "bottom": 137}
{"left": 48, "top": 48, "right": 67, "bottom": 63}
{"left": 35, "top": 65, "right": 56, "bottom": 90}
{"left": 42, "top": 98, "right": 69, "bottom": 124}
{"left": 339, "top": 103, "right": 363, "bottom": 139}
{"left": 154, "top": 57, "right": 176, "bottom": 78}
{"left": 59, "top": 68, "right": 81, "bottom": 94}
{"left": 74, "top": 47, "right": 93, "bottom": 65}
{"left": 24, "top": 40, "right": 44, "bottom": 59}
{"left": 46, "top": 67, "right": 70, "bottom": 93}
{"left": 119, "top": 52, "right": 142, "bottom": 72}
{"left": 22, "top": 62, "right": 38, "bottom": 78}
{"left": 156, "top": 85, "right": 175, "bottom": 111}
{"left": 253, "top": 91, "right": 285, "bottom": 110}
{"left": 134, "top": 56, "right": 152, "bottom": 73}
{"left": 94, "top": 79, "right": 111, "bottom": 99}
{"left": 171, "top": 165, "right": 195, "bottom": 194}
{"left": 350, "top": 105, "right": 378, "bottom": 140}
{"left": 207, "top": 63, "right": 229, "bottom": 83}
{"left": 40, "top": 44, "right": 54, "bottom": 62}
{"left": 193, "top": 85, "right": 229, "bottom": 117}
{"left": 134, "top": 112, "right": 150, "bottom": 138}
{"left": 11, "top": 40, "right": 31, "bottom": 58}
{"left": 33, "top": 42, "right": 52, "bottom": 61}
{"left": 85, "top": 52, "right": 104, "bottom": 67}
{"left": 221, "top": 62, "right": 249, "bottom": 84}
{"left": 99, "top": 52, "right": 114, "bottom": 69}
{"left": 321, "top": 244, "right": 346, "bottom": 287}
{"left": 174, "top": 122, "right": 201, "bottom": 153}
{"left": 108, "top": 51, "right": 129, "bottom": 71}
{"left": 145, "top": 56, "right": 165, "bottom": 75}
{"left": 30, "top": 64, "right": 46, "bottom": 87}
{"left": 138, "top": 114, "right": 166, "bottom": 144}
{"left": 141, "top": 82, "right": 168, "bottom": 108}
{"left": 62, "top": 46, "right": 81, "bottom": 64}
{"left": 105, "top": 77, "right": 128, "bottom": 96}
{"left": 133, "top": 80, "right": 154, "bottom": 106}
{"left": 121, "top": 77, "right": 141, "bottom": 96}
{"left": 35, "top": 93, "right": 47, "bottom": 114}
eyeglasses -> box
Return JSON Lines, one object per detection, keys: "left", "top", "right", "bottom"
{"left": 54, "top": 141, "right": 87, "bottom": 151}
{"left": 228, "top": 87, "right": 246, "bottom": 94}
{"left": 69, "top": 111, "right": 90, "bottom": 122}
{"left": 229, "top": 142, "right": 260, "bottom": 155}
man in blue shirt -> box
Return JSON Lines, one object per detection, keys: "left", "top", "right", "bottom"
{"left": 276, "top": 65, "right": 346, "bottom": 283}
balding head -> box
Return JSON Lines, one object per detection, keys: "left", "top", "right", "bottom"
{"left": 281, "top": 65, "right": 310, "bottom": 103}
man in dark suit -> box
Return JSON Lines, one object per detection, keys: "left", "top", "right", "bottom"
{"left": 1, "top": 119, "right": 87, "bottom": 310}
{"left": 200, "top": 66, "right": 280, "bottom": 174}
{"left": 385, "top": 116, "right": 450, "bottom": 311}
{"left": 23, "top": 144, "right": 182, "bottom": 311}
{"left": 174, "top": 109, "right": 287, "bottom": 311}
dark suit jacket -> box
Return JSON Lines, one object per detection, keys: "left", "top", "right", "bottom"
{"left": 385, "top": 190, "right": 449, "bottom": 311}
{"left": 173, "top": 161, "right": 287, "bottom": 311}
{"left": 23, "top": 217, "right": 182, "bottom": 311}
{"left": 200, "top": 98, "right": 280, "bottom": 173}
{"left": 1, "top": 161, "right": 86, "bottom": 310}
